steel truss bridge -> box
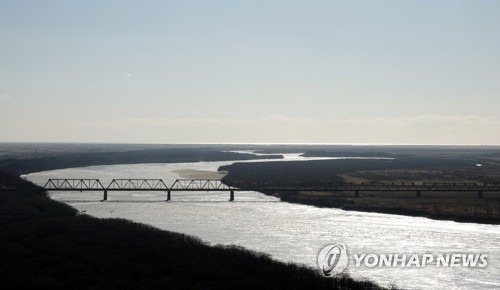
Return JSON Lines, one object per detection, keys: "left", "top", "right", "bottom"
{"left": 42, "top": 178, "right": 500, "bottom": 201}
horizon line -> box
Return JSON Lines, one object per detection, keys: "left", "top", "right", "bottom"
{"left": 1, "top": 141, "right": 500, "bottom": 147}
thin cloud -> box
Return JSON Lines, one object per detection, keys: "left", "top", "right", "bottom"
{"left": 332, "top": 115, "right": 500, "bottom": 126}
{"left": 7, "top": 114, "right": 500, "bottom": 144}
{"left": 0, "top": 94, "right": 12, "bottom": 99}
{"left": 120, "top": 115, "right": 315, "bottom": 127}
{"left": 120, "top": 115, "right": 500, "bottom": 127}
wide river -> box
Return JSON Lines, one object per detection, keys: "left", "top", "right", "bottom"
{"left": 24, "top": 153, "right": 500, "bottom": 290}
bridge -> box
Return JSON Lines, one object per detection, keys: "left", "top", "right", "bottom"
{"left": 44, "top": 178, "right": 236, "bottom": 201}
{"left": 42, "top": 178, "right": 500, "bottom": 201}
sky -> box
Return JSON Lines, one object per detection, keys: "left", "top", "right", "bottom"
{"left": 1, "top": 0, "right": 499, "bottom": 144}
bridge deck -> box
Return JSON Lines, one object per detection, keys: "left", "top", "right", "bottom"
{"left": 41, "top": 178, "right": 500, "bottom": 192}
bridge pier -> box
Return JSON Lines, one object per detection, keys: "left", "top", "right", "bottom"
{"left": 167, "top": 190, "right": 171, "bottom": 201}
{"left": 478, "top": 191, "right": 483, "bottom": 199}
{"left": 229, "top": 190, "right": 234, "bottom": 201}
{"left": 354, "top": 191, "right": 359, "bottom": 198}
{"left": 102, "top": 190, "right": 108, "bottom": 201}
{"left": 416, "top": 191, "right": 421, "bottom": 198}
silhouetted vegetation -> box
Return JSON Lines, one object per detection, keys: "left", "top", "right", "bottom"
{"left": 0, "top": 169, "right": 45, "bottom": 191}
{"left": 220, "top": 157, "right": 477, "bottom": 187}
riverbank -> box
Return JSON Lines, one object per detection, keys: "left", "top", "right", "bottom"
{"left": 220, "top": 158, "right": 500, "bottom": 224}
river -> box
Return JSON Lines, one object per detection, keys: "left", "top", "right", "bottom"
{"left": 24, "top": 153, "right": 500, "bottom": 290}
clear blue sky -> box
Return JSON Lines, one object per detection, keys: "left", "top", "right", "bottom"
{"left": 1, "top": 0, "right": 499, "bottom": 144}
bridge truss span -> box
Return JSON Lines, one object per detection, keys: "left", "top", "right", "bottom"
{"left": 169, "top": 179, "right": 234, "bottom": 191}
{"left": 107, "top": 179, "right": 169, "bottom": 191}
{"left": 43, "top": 179, "right": 105, "bottom": 191}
